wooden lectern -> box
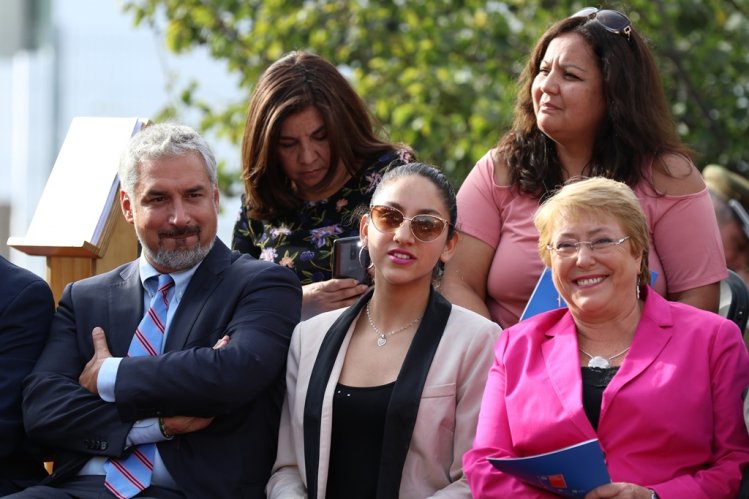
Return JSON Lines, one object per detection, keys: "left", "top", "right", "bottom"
{"left": 8, "top": 117, "right": 149, "bottom": 303}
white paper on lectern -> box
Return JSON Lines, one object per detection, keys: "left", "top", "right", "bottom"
{"left": 24, "top": 117, "right": 145, "bottom": 248}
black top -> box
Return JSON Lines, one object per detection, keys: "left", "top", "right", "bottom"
{"left": 326, "top": 382, "right": 396, "bottom": 499}
{"left": 303, "top": 288, "right": 451, "bottom": 499}
{"left": 581, "top": 367, "right": 619, "bottom": 431}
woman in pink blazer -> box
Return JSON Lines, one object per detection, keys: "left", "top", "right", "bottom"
{"left": 464, "top": 177, "right": 749, "bottom": 498}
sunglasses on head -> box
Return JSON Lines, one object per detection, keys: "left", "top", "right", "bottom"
{"left": 368, "top": 205, "right": 450, "bottom": 242}
{"left": 572, "top": 7, "right": 632, "bottom": 41}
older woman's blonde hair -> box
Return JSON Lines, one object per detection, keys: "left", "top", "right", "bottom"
{"left": 533, "top": 177, "right": 650, "bottom": 290}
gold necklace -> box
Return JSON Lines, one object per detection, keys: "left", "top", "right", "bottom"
{"left": 366, "top": 303, "right": 421, "bottom": 347}
{"left": 579, "top": 346, "right": 630, "bottom": 369}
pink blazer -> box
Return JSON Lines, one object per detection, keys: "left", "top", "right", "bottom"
{"left": 464, "top": 288, "right": 749, "bottom": 499}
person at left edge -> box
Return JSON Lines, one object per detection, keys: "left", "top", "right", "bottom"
{"left": 13, "top": 123, "right": 302, "bottom": 498}
{"left": 0, "top": 256, "right": 54, "bottom": 494}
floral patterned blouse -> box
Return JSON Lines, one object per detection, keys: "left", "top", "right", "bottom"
{"left": 232, "top": 148, "right": 414, "bottom": 284}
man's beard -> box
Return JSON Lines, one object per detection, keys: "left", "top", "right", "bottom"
{"left": 139, "top": 226, "right": 215, "bottom": 272}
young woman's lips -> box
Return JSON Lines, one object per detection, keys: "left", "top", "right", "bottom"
{"left": 388, "top": 249, "right": 415, "bottom": 265}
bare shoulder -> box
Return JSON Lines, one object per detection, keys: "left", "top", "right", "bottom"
{"left": 651, "top": 153, "right": 705, "bottom": 196}
{"left": 490, "top": 148, "right": 512, "bottom": 187}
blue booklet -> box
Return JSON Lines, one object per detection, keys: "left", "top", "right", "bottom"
{"left": 488, "top": 438, "right": 611, "bottom": 497}
{"left": 520, "top": 268, "right": 658, "bottom": 321}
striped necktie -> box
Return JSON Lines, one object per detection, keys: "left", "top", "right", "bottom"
{"left": 104, "top": 273, "right": 174, "bottom": 499}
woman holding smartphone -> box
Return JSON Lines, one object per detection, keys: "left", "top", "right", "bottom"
{"left": 266, "top": 163, "right": 501, "bottom": 498}
{"left": 233, "top": 51, "right": 413, "bottom": 319}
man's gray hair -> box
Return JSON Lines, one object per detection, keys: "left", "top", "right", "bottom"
{"left": 118, "top": 123, "right": 217, "bottom": 196}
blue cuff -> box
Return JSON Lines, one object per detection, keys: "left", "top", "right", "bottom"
{"left": 126, "top": 418, "right": 168, "bottom": 447}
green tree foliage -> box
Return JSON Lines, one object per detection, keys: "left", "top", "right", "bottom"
{"left": 123, "top": 0, "right": 749, "bottom": 190}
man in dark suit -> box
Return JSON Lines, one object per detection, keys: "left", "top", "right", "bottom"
{"left": 13, "top": 123, "right": 302, "bottom": 498}
{"left": 0, "top": 256, "right": 54, "bottom": 494}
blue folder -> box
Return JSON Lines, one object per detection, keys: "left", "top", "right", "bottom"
{"left": 488, "top": 438, "right": 611, "bottom": 498}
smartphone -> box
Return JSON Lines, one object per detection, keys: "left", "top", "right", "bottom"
{"left": 333, "top": 236, "right": 370, "bottom": 283}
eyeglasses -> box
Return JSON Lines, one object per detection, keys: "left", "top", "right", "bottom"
{"left": 572, "top": 7, "right": 632, "bottom": 41}
{"left": 547, "top": 236, "right": 630, "bottom": 258}
{"left": 368, "top": 205, "right": 450, "bottom": 242}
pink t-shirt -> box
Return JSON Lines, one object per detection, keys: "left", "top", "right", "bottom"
{"left": 457, "top": 151, "right": 727, "bottom": 329}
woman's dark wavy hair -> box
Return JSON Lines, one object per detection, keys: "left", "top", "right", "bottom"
{"left": 241, "top": 51, "right": 408, "bottom": 220}
{"left": 499, "top": 12, "right": 692, "bottom": 198}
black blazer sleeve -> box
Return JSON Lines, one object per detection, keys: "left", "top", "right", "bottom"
{"left": 22, "top": 280, "right": 132, "bottom": 458}
{"left": 0, "top": 266, "right": 54, "bottom": 459}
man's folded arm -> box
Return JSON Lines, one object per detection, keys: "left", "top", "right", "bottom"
{"left": 114, "top": 263, "right": 302, "bottom": 421}
{"left": 22, "top": 284, "right": 131, "bottom": 458}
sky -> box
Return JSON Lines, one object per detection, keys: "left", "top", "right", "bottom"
{"left": 1, "top": 0, "right": 244, "bottom": 273}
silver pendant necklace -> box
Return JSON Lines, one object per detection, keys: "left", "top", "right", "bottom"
{"left": 579, "top": 346, "right": 630, "bottom": 369}
{"left": 366, "top": 302, "right": 421, "bottom": 347}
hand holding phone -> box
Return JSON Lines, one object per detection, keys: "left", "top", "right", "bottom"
{"left": 333, "top": 236, "right": 370, "bottom": 284}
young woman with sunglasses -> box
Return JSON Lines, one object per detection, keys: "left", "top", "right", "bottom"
{"left": 441, "top": 8, "right": 726, "bottom": 329}
{"left": 266, "top": 163, "right": 501, "bottom": 498}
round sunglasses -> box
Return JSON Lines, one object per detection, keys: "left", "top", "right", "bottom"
{"left": 572, "top": 7, "right": 632, "bottom": 41}
{"left": 368, "top": 205, "right": 450, "bottom": 242}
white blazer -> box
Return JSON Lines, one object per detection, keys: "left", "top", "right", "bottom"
{"left": 266, "top": 299, "right": 500, "bottom": 499}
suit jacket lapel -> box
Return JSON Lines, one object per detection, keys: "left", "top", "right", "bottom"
{"left": 109, "top": 261, "right": 143, "bottom": 356}
{"left": 376, "top": 288, "right": 451, "bottom": 499}
{"left": 602, "top": 289, "right": 673, "bottom": 413}
{"left": 542, "top": 313, "right": 596, "bottom": 437}
{"left": 164, "top": 240, "right": 230, "bottom": 352}
{"left": 303, "top": 288, "right": 452, "bottom": 499}
{"left": 542, "top": 288, "right": 673, "bottom": 437}
{"left": 303, "top": 288, "right": 373, "bottom": 499}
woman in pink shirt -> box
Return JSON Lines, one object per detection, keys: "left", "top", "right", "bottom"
{"left": 441, "top": 8, "right": 725, "bottom": 329}
{"left": 464, "top": 177, "right": 749, "bottom": 498}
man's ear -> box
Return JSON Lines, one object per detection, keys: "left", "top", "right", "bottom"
{"left": 120, "top": 190, "right": 134, "bottom": 224}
